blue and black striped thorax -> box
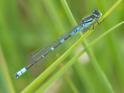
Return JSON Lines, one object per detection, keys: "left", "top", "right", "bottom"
{"left": 70, "top": 9, "right": 102, "bottom": 35}
{"left": 80, "top": 9, "right": 102, "bottom": 30}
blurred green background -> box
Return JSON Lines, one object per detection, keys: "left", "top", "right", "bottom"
{"left": 0, "top": 0, "right": 124, "bottom": 93}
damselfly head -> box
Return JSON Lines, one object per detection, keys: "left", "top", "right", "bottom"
{"left": 92, "top": 9, "right": 102, "bottom": 19}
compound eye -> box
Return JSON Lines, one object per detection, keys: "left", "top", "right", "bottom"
{"left": 92, "top": 9, "right": 102, "bottom": 18}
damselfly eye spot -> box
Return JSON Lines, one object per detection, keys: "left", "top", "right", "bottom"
{"left": 92, "top": 9, "right": 102, "bottom": 18}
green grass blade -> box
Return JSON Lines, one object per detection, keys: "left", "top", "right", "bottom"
{"left": 60, "top": 0, "right": 77, "bottom": 26}
{"left": 35, "top": 52, "right": 82, "bottom": 93}
{"left": 0, "top": 47, "right": 15, "bottom": 93}
{"left": 64, "top": 76, "right": 79, "bottom": 93}
{"left": 84, "top": 41, "right": 114, "bottom": 93}
{"left": 21, "top": 30, "right": 92, "bottom": 93}
{"left": 90, "top": 21, "right": 124, "bottom": 47}
{"left": 101, "top": 0, "right": 122, "bottom": 21}
{"left": 42, "top": 0, "right": 66, "bottom": 34}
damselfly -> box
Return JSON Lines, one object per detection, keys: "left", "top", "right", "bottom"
{"left": 16, "top": 9, "right": 102, "bottom": 78}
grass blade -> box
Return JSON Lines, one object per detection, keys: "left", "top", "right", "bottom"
{"left": 0, "top": 47, "right": 15, "bottom": 93}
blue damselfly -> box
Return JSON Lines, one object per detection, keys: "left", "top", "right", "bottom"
{"left": 16, "top": 9, "right": 102, "bottom": 78}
